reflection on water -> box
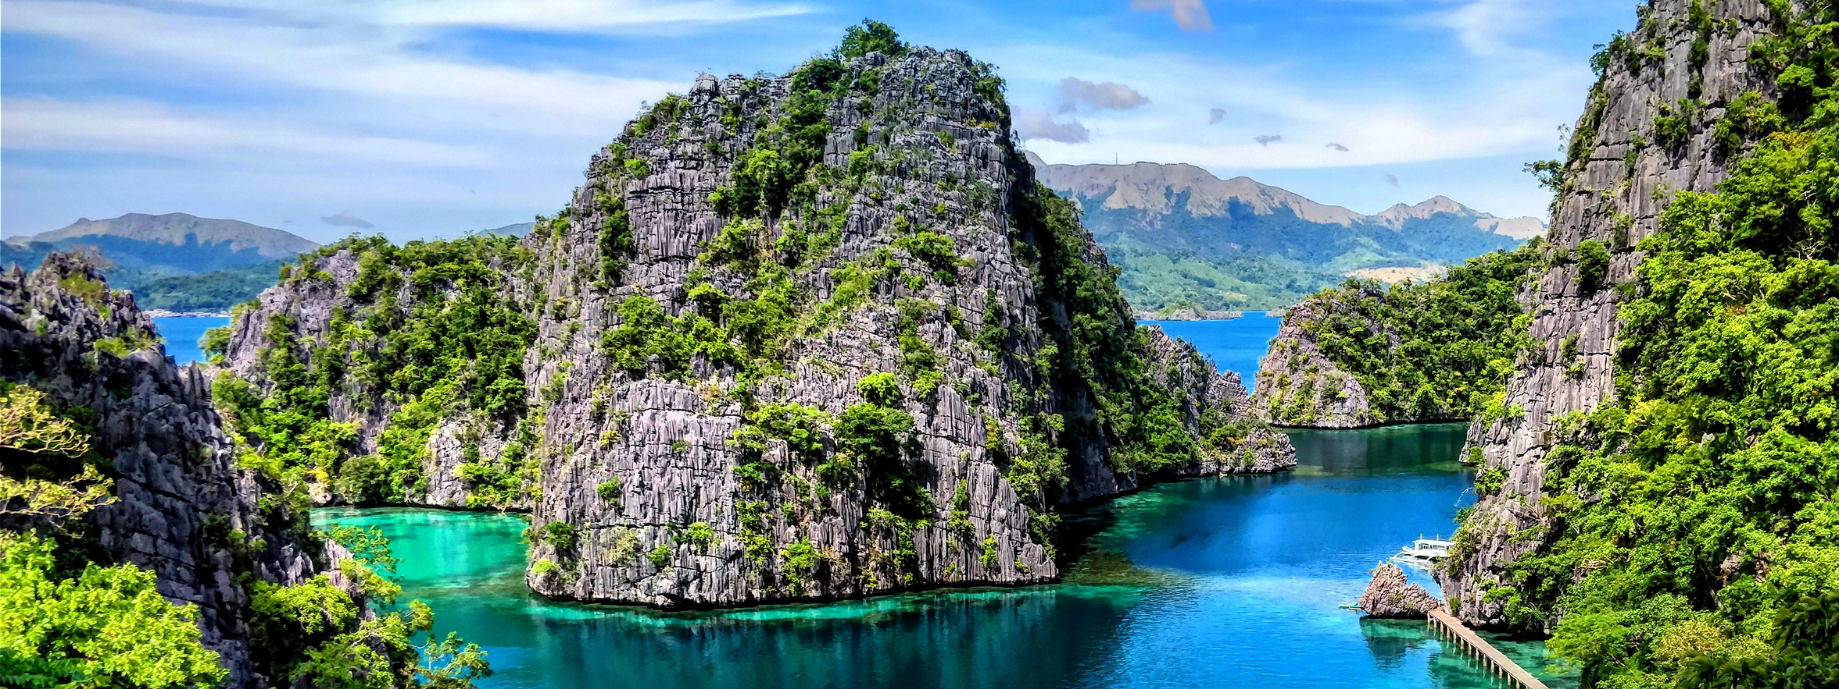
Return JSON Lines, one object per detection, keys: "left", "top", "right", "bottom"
{"left": 315, "top": 423, "right": 1575, "bottom": 689}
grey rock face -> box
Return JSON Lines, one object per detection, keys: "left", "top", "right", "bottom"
{"left": 1358, "top": 563, "right": 1442, "bottom": 618}
{"left": 0, "top": 254, "right": 318, "bottom": 687}
{"left": 1249, "top": 287, "right": 1414, "bottom": 428}
{"left": 1436, "top": 0, "right": 1780, "bottom": 629}
{"left": 225, "top": 44, "right": 1292, "bottom": 610}
{"left": 521, "top": 48, "right": 1276, "bottom": 607}
{"left": 219, "top": 246, "right": 536, "bottom": 509}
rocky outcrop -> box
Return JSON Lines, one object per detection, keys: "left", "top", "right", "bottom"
{"left": 1437, "top": 0, "right": 1780, "bottom": 629}
{"left": 516, "top": 44, "right": 1289, "bottom": 608}
{"left": 1249, "top": 288, "right": 1395, "bottom": 428}
{"left": 0, "top": 254, "right": 318, "bottom": 687}
{"left": 1135, "top": 326, "right": 1296, "bottom": 479}
{"left": 222, "top": 30, "right": 1293, "bottom": 610}
{"left": 218, "top": 238, "right": 539, "bottom": 509}
{"left": 1358, "top": 563, "right": 1442, "bottom": 618}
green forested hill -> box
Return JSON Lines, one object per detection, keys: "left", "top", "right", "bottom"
{"left": 1031, "top": 155, "right": 1544, "bottom": 312}
{"left": 1510, "top": 11, "right": 1839, "bottom": 684}
{"left": 1280, "top": 1, "right": 1839, "bottom": 686}
{"left": 4, "top": 212, "right": 318, "bottom": 310}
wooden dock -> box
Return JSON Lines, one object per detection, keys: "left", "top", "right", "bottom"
{"left": 1427, "top": 609, "right": 1548, "bottom": 689}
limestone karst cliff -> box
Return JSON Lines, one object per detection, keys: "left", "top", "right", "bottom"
{"left": 0, "top": 254, "right": 320, "bottom": 686}
{"left": 214, "top": 23, "right": 1292, "bottom": 609}
{"left": 1249, "top": 244, "right": 1540, "bottom": 428}
{"left": 1436, "top": 0, "right": 1783, "bottom": 630}
{"left": 1249, "top": 287, "right": 1394, "bottom": 428}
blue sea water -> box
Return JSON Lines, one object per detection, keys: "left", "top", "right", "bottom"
{"left": 316, "top": 424, "right": 1571, "bottom": 689}
{"left": 151, "top": 316, "right": 230, "bottom": 365}
{"left": 1142, "top": 313, "right": 1284, "bottom": 389}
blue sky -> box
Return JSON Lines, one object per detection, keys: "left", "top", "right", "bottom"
{"left": 2, "top": 0, "right": 1634, "bottom": 243}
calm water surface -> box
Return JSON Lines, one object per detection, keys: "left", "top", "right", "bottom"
{"left": 316, "top": 424, "right": 1574, "bottom": 689}
{"left": 151, "top": 316, "right": 230, "bottom": 365}
{"left": 1142, "top": 314, "right": 1283, "bottom": 389}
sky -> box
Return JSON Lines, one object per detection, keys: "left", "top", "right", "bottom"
{"left": 1, "top": 0, "right": 1637, "bottom": 243}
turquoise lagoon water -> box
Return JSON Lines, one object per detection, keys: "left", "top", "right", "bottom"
{"left": 315, "top": 424, "right": 1573, "bottom": 689}
{"left": 1142, "top": 313, "right": 1283, "bottom": 389}
{"left": 151, "top": 316, "right": 230, "bottom": 365}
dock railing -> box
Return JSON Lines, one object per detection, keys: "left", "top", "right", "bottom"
{"left": 1427, "top": 609, "right": 1549, "bottom": 689}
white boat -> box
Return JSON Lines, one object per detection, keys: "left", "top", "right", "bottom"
{"left": 1391, "top": 536, "right": 1453, "bottom": 568}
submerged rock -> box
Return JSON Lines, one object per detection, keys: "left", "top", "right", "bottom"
{"left": 1358, "top": 563, "right": 1442, "bottom": 618}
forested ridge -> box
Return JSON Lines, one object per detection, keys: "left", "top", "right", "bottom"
{"left": 1465, "top": 2, "right": 1839, "bottom": 686}
{"left": 1257, "top": 244, "right": 1541, "bottom": 427}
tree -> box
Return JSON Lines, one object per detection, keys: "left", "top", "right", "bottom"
{"left": 0, "top": 533, "right": 227, "bottom": 689}
{"left": 837, "top": 20, "right": 905, "bottom": 59}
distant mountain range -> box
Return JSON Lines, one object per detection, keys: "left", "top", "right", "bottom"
{"left": 2, "top": 182, "right": 1539, "bottom": 316}
{"left": 1027, "top": 153, "right": 1546, "bottom": 313}
{"left": 5, "top": 213, "right": 320, "bottom": 311}
{"left": 2, "top": 213, "right": 546, "bottom": 312}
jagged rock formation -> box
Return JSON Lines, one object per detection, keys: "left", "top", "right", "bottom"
{"left": 1358, "top": 563, "right": 1442, "bottom": 618}
{"left": 1137, "top": 326, "right": 1297, "bottom": 477}
{"left": 1250, "top": 288, "right": 1390, "bottom": 428}
{"left": 217, "top": 239, "right": 540, "bottom": 509}
{"left": 0, "top": 254, "right": 319, "bottom": 686}
{"left": 517, "top": 42, "right": 1290, "bottom": 607}
{"left": 220, "top": 27, "right": 1293, "bottom": 609}
{"left": 1437, "top": 0, "right": 1779, "bottom": 628}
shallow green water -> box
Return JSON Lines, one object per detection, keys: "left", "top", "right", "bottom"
{"left": 316, "top": 423, "right": 1576, "bottom": 689}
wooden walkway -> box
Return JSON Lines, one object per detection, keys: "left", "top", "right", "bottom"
{"left": 1428, "top": 609, "right": 1548, "bottom": 689}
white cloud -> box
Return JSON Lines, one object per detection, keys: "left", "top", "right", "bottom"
{"left": 4, "top": 1, "right": 682, "bottom": 135}
{"left": 148, "top": 0, "right": 815, "bottom": 33}
{"left": 1129, "top": 0, "right": 1213, "bottom": 33}
{"left": 375, "top": 0, "right": 815, "bottom": 31}
{"left": 3, "top": 98, "right": 491, "bottom": 167}
{"left": 1014, "top": 109, "right": 1091, "bottom": 143}
{"left": 1430, "top": 0, "right": 1549, "bottom": 58}
{"left": 1058, "top": 77, "right": 1150, "bottom": 112}
{"left": 984, "top": 22, "right": 1586, "bottom": 172}
{"left": 1, "top": 0, "right": 762, "bottom": 235}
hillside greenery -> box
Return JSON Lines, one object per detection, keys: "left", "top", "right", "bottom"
{"left": 1268, "top": 244, "right": 1541, "bottom": 424}
{"left": 207, "top": 234, "right": 539, "bottom": 509}
{"left": 0, "top": 379, "right": 489, "bottom": 688}
{"left": 1453, "top": 2, "right": 1839, "bottom": 687}
{"left": 1106, "top": 240, "right": 1342, "bottom": 313}
{"left": 131, "top": 261, "right": 283, "bottom": 311}
{"left": 1063, "top": 190, "right": 1532, "bottom": 313}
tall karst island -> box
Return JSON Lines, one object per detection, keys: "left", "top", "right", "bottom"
{"left": 1258, "top": 0, "right": 1839, "bottom": 685}
{"left": 200, "top": 22, "right": 1292, "bottom": 609}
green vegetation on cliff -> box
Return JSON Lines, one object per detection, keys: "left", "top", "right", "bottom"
{"left": 210, "top": 234, "right": 539, "bottom": 507}
{"left": 1270, "top": 244, "right": 1540, "bottom": 425}
{"left": 1455, "top": 3, "right": 1839, "bottom": 687}
{"left": 0, "top": 385, "right": 226, "bottom": 689}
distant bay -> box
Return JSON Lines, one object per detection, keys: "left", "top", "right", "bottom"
{"left": 1143, "top": 312, "right": 1284, "bottom": 390}
{"left": 152, "top": 316, "right": 231, "bottom": 365}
